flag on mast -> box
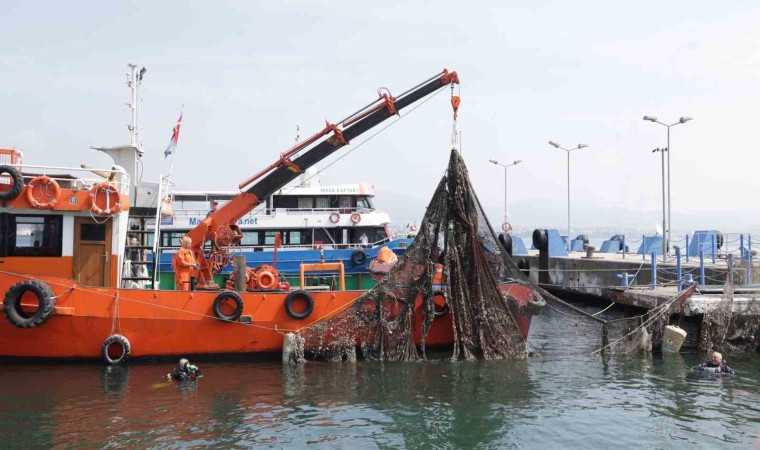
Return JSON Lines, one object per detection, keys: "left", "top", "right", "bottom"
{"left": 164, "top": 112, "right": 183, "bottom": 158}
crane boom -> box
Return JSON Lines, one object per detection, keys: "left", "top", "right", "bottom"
{"left": 187, "top": 69, "right": 460, "bottom": 288}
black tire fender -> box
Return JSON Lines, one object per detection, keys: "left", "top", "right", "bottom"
{"left": 213, "top": 291, "right": 244, "bottom": 322}
{"left": 498, "top": 233, "right": 513, "bottom": 256}
{"left": 532, "top": 229, "right": 548, "bottom": 250}
{"left": 102, "top": 334, "right": 131, "bottom": 365}
{"left": 351, "top": 250, "right": 368, "bottom": 266}
{"left": 0, "top": 165, "right": 24, "bottom": 201}
{"left": 284, "top": 290, "right": 314, "bottom": 320}
{"left": 3, "top": 280, "right": 56, "bottom": 328}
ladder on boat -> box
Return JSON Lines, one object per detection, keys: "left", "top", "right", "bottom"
{"left": 123, "top": 212, "right": 157, "bottom": 289}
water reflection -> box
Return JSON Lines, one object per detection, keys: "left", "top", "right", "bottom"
{"left": 0, "top": 312, "right": 757, "bottom": 448}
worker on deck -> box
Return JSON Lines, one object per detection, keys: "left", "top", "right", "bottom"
{"left": 167, "top": 358, "right": 202, "bottom": 381}
{"left": 172, "top": 235, "right": 199, "bottom": 291}
{"left": 695, "top": 351, "right": 735, "bottom": 375}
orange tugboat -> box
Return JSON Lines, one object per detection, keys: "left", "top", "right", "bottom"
{"left": 0, "top": 67, "right": 535, "bottom": 364}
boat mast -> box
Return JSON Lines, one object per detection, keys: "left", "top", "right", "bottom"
{"left": 126, "top": 64, "right": 146, "bottom": 205}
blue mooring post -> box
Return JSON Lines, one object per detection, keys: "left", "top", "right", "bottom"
{"left": 617, "top": 272, "right": 630, "bottom": 287}
{"left": 622, "top": 235, "right": 626, "bottom": 260}
{"left": 740, "top": 234, "right": 744, "bottom": 259}
{"left": 685, "top": 234, "right": 690, "bottom": 262}
{"left": 676, "top": 247, "right": 682, "bottom": 292}
{"left": 711, "top": 234, "right": 716, "bottom": 264}
{"left": 699, "top": 251, "right": 705, "bottom": 286}
{"left": 750, "top": 234, "right": 753, "bottom": 286}
{"left": 642, "top": 234, "right": 646, "bottom": 261}
{"left": 651, "top": 252, "right": 657, "bottom": 290}
{"left": 746, "top": 251, "right": 752, "bottom": 286}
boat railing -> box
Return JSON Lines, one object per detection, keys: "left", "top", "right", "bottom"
{"left": 170, "top": 206, "right": 376, "bottom": 218}
{"left": 12, "top": 163, "right": 131, "bottom": 194}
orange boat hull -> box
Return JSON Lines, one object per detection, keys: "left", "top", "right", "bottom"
{"left": 0, "top": 274, "right": 534, "bottom": 360}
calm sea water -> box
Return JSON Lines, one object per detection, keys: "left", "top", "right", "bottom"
{"left": 0, "top": 306, "right": 758, "bottom": 449}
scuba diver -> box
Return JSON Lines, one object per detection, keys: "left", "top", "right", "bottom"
{"left": 695, "top": 351, "right": 735, "bottom": 375}
{"left": 167, "top": 358, "right": 202, "bottom": 381}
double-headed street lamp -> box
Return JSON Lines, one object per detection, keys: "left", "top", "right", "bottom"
{"left": 652, "top": 147, "right": 668, "bottom": 262}
{"left": 548, "top": 141, "right": 588, "bottom": 250}
{"left": 643, "top": 116, "right": 692, "bottom": 256}
{"left": 489, "top": 159, "right": 522, "bottom": 226}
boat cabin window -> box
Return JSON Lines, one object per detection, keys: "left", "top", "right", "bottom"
{"left": 1, "top": 214, "right": 63, "bottom": 257}
{"left": 356, "top": 196, "right": 373, "bottom": 210}
{"left": 351, "top": 226, "right": 388, "bottom": 245}
{"left": 240, "top": 231, "right": 260, "bottom": 247}
{"left": 161, "top": 231, "right": 186, "bottom": 248}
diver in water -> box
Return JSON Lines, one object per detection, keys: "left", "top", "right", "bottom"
{"left": 167, "top": 358, "right": 202, "bottom": 381}
{"left": 695, "top": 351, "right": 734, "bottom": 375}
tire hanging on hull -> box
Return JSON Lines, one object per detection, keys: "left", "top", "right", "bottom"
{"left": 3, "top": 280, "right": 56, "bottom": 328}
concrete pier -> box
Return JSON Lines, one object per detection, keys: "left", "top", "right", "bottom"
{"left": 512, "top": 248, "right": 760, "bottom": 351}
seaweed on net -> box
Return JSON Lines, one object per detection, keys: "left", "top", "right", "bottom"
{"left": 699, "top": 266, "right": 760, "bottom": 353}
{"left": 295, "top": 149, "right": 529, "bottom": 361}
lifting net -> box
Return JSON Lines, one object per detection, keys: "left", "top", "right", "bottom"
{"left": 295, "top": 149, "right": 534, "bottom": 362}
{"left": 293, "top": 148, "right": 692, "bottom": 362}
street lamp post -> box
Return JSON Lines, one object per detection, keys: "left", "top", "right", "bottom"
{"left": 489, "top": 159, "right": 522, "bottom": 225}
{"left": 652, "top": 147, "right": 668, "bottom": 262}
{"left": 643, "top": 115, "right": 693, "bottom": 256}
{"left": 548, "top": 141, "right": 589, "bottom": 250}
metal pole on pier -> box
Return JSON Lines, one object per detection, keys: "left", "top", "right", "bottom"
{"left": 548, "top": 141, "right": 588, "bottom": 251}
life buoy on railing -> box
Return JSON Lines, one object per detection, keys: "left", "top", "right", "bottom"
{"left": 213, "top": 291, "right": 244, "bottom": 322}
{"left": 329, "top": 212, "right": 340, "bottom": 224}
{"left": 89, "top": 181, "right": 121, "bottom": 216}
{"left": 350, "top": 212, "right": 361, "bottom": 224}
{"left": 26, "top": 176, "right": 61, "bottom": 210}
{"left": 3, "top": 280, "right": 56, "bottom": 328}
{"left": 0, "top": 165, "right": 24, "bottom": 201}
{"left": 102, "top": 334, "right": 131, "bottom": 365}
{"left": 284, "top": 290, "right": 314, "bottom": 320}
{"left": 501, "top": 221, "right": 512, "bottom": 233}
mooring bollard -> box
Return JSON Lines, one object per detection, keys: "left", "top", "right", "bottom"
{"left": 676, "top": 247, "right": 682, "bottom": 292}
{"left": 684, "top": 273, "right": 694, "bottom": 289}
{"left": 685, "top": 234, "right": 690, "bottom": 263}
{"left": 616, "top": 272, "right": 634, "bottom": 287}
{"left": 651, "top": 252, "right": 657, "bottom": 290}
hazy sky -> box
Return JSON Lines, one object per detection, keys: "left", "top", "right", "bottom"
{"left": 2, "top": 1, "right": 759, "bottom": 233}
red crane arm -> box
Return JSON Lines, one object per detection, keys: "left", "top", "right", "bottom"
{"left": 187, "top": 69, "right": 460, "bottom": 287}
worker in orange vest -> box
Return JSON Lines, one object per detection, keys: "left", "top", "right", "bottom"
{"left": 173, "top": 235, "right": 199, "bottom": 291}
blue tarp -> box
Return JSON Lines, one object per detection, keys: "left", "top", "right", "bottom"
{"left": 637, "top": 235, "right": 664, "bottom": 256}
{"left": 688, "top": 230, "right": 720, "bottom": 257}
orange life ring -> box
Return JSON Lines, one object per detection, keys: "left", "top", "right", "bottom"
{"left": 26, "top": 176, "right": 61, "bottom": 210}
{"left": 501, "top": 221, "right": 512, "bottom": 233}
{"left": 88, "top": 181, "right": 121, "bottom": 216}
{"left": 329, "top": 212, "right": 340, "bottom": 223}
{"left": 350, "top": 212, "right": 361, "bottom": 224}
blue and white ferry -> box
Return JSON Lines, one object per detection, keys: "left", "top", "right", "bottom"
{"left": 150, "top": 171, "right": 414, "bottom": 289}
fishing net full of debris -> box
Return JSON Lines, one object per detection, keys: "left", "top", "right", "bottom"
{"left": 295, "top": 149, "right": 533, "bottom": 362}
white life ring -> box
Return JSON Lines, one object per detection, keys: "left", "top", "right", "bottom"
{"left": 501, "top": 221, "right": 512, "bottom": 233}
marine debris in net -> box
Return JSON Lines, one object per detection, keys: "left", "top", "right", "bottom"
{"left": 296, "top": 149, "right": 530, "bottom": 361}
